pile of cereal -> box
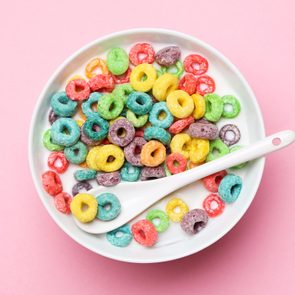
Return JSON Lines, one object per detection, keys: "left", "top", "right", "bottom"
{"left": 41, "top": 42, "right": 245, "bottom": 248}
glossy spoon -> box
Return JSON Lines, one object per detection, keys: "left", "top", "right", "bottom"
{"left": 74, "top": 130, "right": 295, "bottom": 234}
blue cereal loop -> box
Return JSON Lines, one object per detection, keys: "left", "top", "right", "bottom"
{"left": 218, "top": 174, "right": 243, "bottom": 203}
{"left": 74, "top": 169, "right": 97, "bottom": 181}
{"left": 51, "top": 91, "right": 77, "bottom": 117}
{"left": 64, "top": 141, "right": 88, "bottom": 164}
{"left": 51, "top": 118, "right": 80, "bottom": 147}
{"left": 83, "top": 113, "right": 109, "bottom": 141}
{"left": 81, "top": 92, "right": 102, "bottom": 117}
{"left": 126, "top": 91, "right": 153, "bottom": 115}
{"left": 96, "top": 193, "right": 121, "bottom": 221}
{"left": 144, "top": 126, "right": 171, "bottom": 145}
{"left": 149, "top": 102, "right": 173, "bottom": 128}
{"left": 106, "top": 224, "right": 133, "bottom": 247}
{"left": 120, "top": 162, "right": 141, "bottom": 182}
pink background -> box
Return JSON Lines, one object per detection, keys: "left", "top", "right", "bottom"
{"left": 1, "top": 0, "right": 295, "bottom": 294}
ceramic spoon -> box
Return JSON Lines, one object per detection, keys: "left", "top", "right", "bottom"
{"left": 74, "top": 130, "right": 295, "bottom": 234}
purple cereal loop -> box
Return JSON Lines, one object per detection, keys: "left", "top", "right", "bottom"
{"left": 124, "top": 137, "right": 147, "bottom": 167}
{"left": 219, "top": 124, "right": 241, "bottom": 146}
{"left": 48, "top": 109, "right": 59, "bottom": 125}
{"left": 108, "top": 118, "right": 135, "bottom": 147}
{"left": 96, "top": 172, "right": 121, "bottom": 187}
{"left": 180, "top": 209, "right": 208, "bottom": 235}
{"left": 155, "top": 46, "right": 181, "bottom": 67}
{"left": 72, "top": 181, "right": 93, "bottom": 196}
{"left": 188, "top": 122, "right": 218, "bottom": 140}
{"left": 80, "top": 124, "right": 101, "bottom": 146}
{"left": 140, "top": 166, "right": 166, "bottom": 181}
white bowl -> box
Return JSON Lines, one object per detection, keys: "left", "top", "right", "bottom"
{"left": 29, "top": 28, "right": 265, "bottom": 263}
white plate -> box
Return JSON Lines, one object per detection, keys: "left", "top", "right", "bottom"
{"left": 29, "top": 28, "right": 265, "bottom": 263}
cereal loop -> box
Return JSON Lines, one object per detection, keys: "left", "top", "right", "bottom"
{"left": 129, "top": 43, "right": 155, "bottom": 65}
{"left": 41, "top": 171, "right": 63, "bottom": 196}
{"left": 196, "top": 75, "right": 215, "bottom": 96}
{"left": 191, "top": 94, "right": 206, "bottom": 119}
{"left": 166, "top": 90, "right": 194, "bottom": 118}
{"left": 189, "top": 139, "right": 209, "bottom": 164}
{"left": 152, "top": 73, "right": 178, "bottom": 101}
{"left": 166, "top": 198, "right": 189, "bottom": 222}
{"left": 184, "top": 54, "right": 208, "bottom": 75}
{"left": 47, "top": 152, "right": 69, "bottom": 174}
{"left": 131, "top": 219, "right": 158, "bottom": 247}
{"left": 202, "top": 170, "right": 227, "bottom": 192}
{"left": 66, "top": 79, "right": 90, "bottom": 101}
{"left": 85, "top": 58, "right": 109, "bottom": 79}
{"left": 166, "top": 153, "right": 187, "bottom": 174}
{"left": 170, "top": 133, "right": 191, "bottom": 159}
{"left": 130, "top": 63, "right": 157, "bottom": 92}
{"left": 141, "top": 140, "right": 166, "bottom": 167}
{"left": 70, "top": 193, "right": 98, "bottom": 223}
{"left": 203, "top": 194, "right": 225, "bottom": 217}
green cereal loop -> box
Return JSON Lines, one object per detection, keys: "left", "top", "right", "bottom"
{"left": 159, "top": 61, "right": 184, "bottom": 78}
{"left": 126, "top": 110, "right": 148, "bottom": 128}
{"left": 144, "top": 126, "right": 171, "bottom": 145}
{"left": 112, "top": 84, "right": 134, "bottom": 104}
{"left": 97, "top": 94, "right": 124, "bottom": 120}
{"left": 204, "top": 94, "right": 224, "bottom": 122}
{"left": 222, "top": 95, "right": 241, "bottom": 118}
{"left": 42, "top": 129, "right": 64, "bottom": 151}
{"left": 64, "top": 141, "right": 88, "bottom": 164}
{"left": 107, "top": 47, "right": 129, "bottom": 75}
{"left": 146, "top": 209, "right": 170, "bottom": 233}
{"left": 206, "top": 139, "right": 230, "bottom": 162}
{"left": 229, "top": 146, "right": 248, "bottom": 169}
{"left": 74, "top": 169, "right": 97, "bottom": 181}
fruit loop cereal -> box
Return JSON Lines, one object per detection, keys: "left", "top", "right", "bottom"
{"left": 40, "top": 41, "right": 246, "bottom": 247}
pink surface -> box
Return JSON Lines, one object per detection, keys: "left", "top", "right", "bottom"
{"left": 1, "top": 0, "right": 295, "bottom": 294}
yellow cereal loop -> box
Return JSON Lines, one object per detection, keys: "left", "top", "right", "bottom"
{"left": 152, "top": 73, "right": 178, "bottom": 101}
{"left": 189, "top": 138, "right": 209, "bottom": 164}
{"left": 67, "top": 75, "right": 85, "bottom": 83}
{"left": 166, "top": 197, "right": 189, "bottom": 222}
{"left": 166, "top": 90, "right": 194, "bottom": 118}
{"left": 76, "top": 119, "right": 85, "bottom": 127}
{"left": 96, "top": 144, "right": 125, "bottom": 172}
{"left": 86, "top": 146, "right": 102, "bottom": 170}
{"left": 191, "top": 94, "right": 206, "bottom": 119}
{"left": 70, "top": 193, "right": 98, "bottom": 223}
{"left": 130, "top": 63, "right": 157, "bottom": 92}
{"left": 85, "top": 58, "right": 109, "bottom": 79}
{"left": 170, "top": 133, "right": 191, "bottom": 159}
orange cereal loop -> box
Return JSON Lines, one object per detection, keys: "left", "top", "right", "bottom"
{"left": 85, "top": 58, "right": 109, "bottom": 79}
{"left": 188, "top": 161, "right": 204, "bottom": 169}
{"left": 79, "top": 161, "right": 88, "bottom": 168}
{"left": 141, "top": 140, "right": 166, "bottom": 167}
{"left": 67, "top": 75, "right": 85, "bottom": 83}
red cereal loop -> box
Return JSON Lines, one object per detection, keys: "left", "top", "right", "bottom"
{"left": 179, "top": 74, "right": 197, "bottom": 95}
{"left": 131, "top": 219, "right": 158, "bottom": 247}
{"left": 166, "top": 153, "right": 187, "bottom": 174}
{"left": 195, "top": 75, "right": 215, "bottom": 96}
{"left": 129, "top": 43, "right": 155, "bottom": 65}
{"left": 112, "top": 67, "right": 131, "bottom": 84}
{"left": 184, "top": 54, "right": 209, "bottom": 75}
{"left": 101, "top": 138, "right": 110, "bottom": 145}
{"left": 66, "top": 79, "right": 90, "bottom": 101}
{"left": 41, "top": 171, "right": 63, "bottom": 196}
{"left": 47, "top": 152, "right": 69, "bottom": 174}
{"left": 135, "top": 129, "right": 144, "bottom": 137}
{"left": 203, "top": 194, "right": 225, "bottom": 217}
{"left": 54, "top": 192, "right": 72, "bottom": 214}
{"left": 168, "top": 116, "right": 194, "bottom": 134}
{"left": 202, "top": 170, "right": 227, "bottom": 192}
{"left": 89, "top": 74, "right": 115, "bottom": 92}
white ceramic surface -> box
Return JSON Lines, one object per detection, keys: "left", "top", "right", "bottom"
{"left": 29, "top": 28, "right": 265, "bottom": 263}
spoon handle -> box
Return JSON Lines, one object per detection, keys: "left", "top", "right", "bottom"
{"left": 167, "top": 130, "right": 295, "bottom": 192}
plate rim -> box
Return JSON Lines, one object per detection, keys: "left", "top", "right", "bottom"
{"left": 28, "top": 28, "right": 265, "bottom": 263}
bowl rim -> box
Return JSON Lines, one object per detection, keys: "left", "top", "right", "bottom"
{"left": 28, "top": 28, "right": 265, "bottom": 263}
